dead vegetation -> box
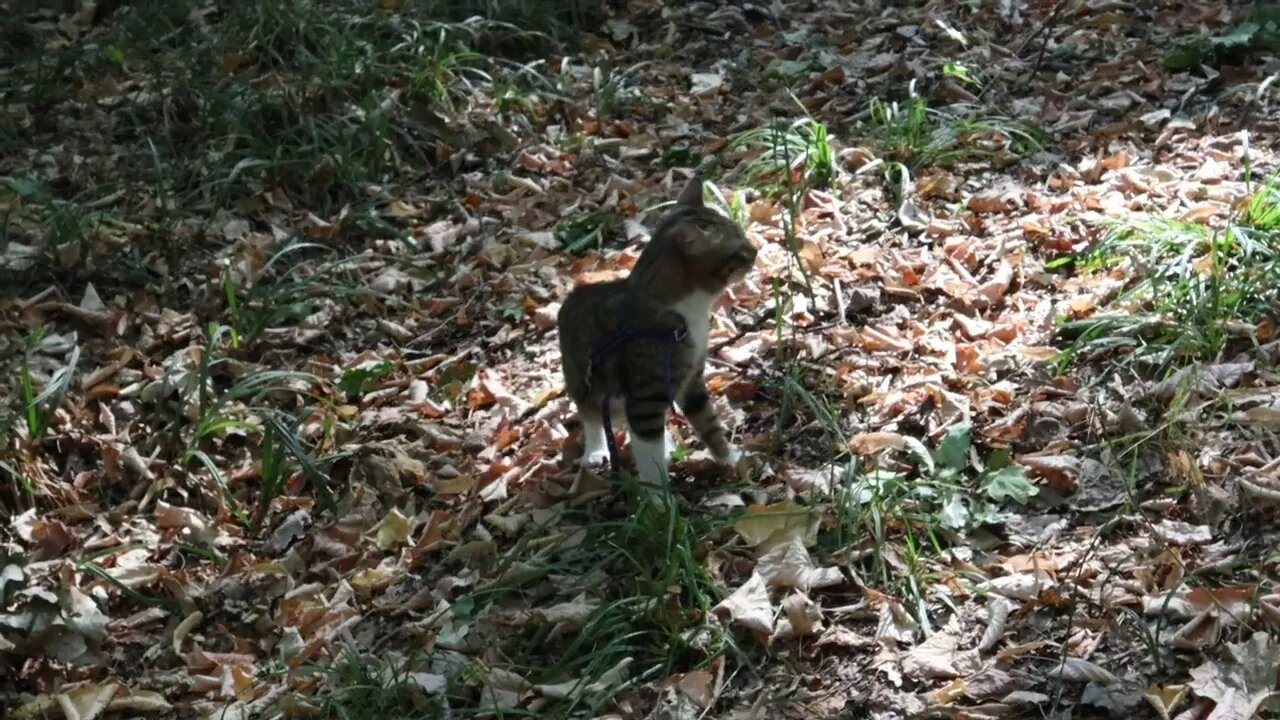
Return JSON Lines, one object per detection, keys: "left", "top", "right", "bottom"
{"left": 3, "top": 0, "right": 1280, "bottom": 718}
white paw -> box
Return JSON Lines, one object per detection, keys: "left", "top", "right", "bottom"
{"left": 716, "top": 446, "right": 743, "bottom": 466}
{"left": 582, "top": 448, "right": 610, "bottom": 470}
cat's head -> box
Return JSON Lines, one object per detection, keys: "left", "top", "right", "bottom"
{"left": 654, "top": 174, "right": 757, "bottom": 290}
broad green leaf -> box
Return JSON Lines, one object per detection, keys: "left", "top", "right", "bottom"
{"left": 1163, "top": 45, "right": 1203, "bottom": 70}
{"left": 983, "top": 466, "right": 1039, "bottom": 504}
{"left": 1213, "top": 21, "right": 1258, "bottom": 48}
{"left": 938, "top": 494, "right": 970, "bottom": 530}
{"left": 901, "top": 435, "right": 934, "bottom": 476}
{"left": 935, "top": 423, "right": 971, "bottom": 473}
{"left": 2, "top": 176, "right": 41, "bottom": 198}
{"left": 339, "top": 360, "right": 392, "bottom": 397}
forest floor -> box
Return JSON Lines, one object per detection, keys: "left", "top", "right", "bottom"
{"left": 3, "top": 0, "right": 1280, "bottom": 718}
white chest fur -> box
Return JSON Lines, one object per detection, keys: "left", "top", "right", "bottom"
{"left": 671, "top": 290, "right": 717, "bottom": 357}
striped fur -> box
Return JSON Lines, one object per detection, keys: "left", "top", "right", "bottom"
{"left": 557, "top": 174, "right": 756, "bottom": 486}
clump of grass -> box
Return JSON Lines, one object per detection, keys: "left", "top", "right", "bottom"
{"left": 454, "top": 483, "right": 735, "bottom": 715}
{"left": 726, "top": 116, "right": 837, "bottom": 194}
{"left": 592, "top": 62, "right": 653, "bottom": 119}
{"left": 180, "top": 324, "right": 335, "bottom": 526}
{"left": 556, "top": 208, "right": 622, "bottom": 254}
{"left": 1059, "top": 172, "right": 1280, "bottom": 370}
{"left": 866, "top": 93, "right": 1042, "bottom": 169}
{"left": 220, "top": 240, "right": 366, "bottom": 349}
{"left": 15, "top": 327, "right": 81, "bottom": 446}
{"left": 545, "top": 486, "right": 729, "bottom": 713}
{"left": 294, "top": 648, "right": 442, "bottom": 720}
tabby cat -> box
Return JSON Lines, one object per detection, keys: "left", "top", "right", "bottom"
{"left": 557, "top": 174, "right": 758, "bottom": 487}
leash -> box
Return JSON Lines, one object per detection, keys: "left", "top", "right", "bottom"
{"left": 586, "top": 326, "right": 684, "bottom": 484}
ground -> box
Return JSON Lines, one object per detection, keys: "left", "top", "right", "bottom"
{"left": 3, "top": 0, "right": 1280, "bottom": 718}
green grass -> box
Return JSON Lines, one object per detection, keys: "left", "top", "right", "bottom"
{"left": 866, "top": 95, "right": 1043, "bottom": 170}
{"left": 293, "top": 649, "right": 443, "bottom": 720}
{"left": 0, "top": 0, "right": 578, "bottom": 296}
{"left": 438, "top": 481, "right": 740, "bottom": 715}
{"left": 556, "top": 208, "right": 622, "bottom": 254}
{"left": 1057, "top": 172, "right": 1280, "bottom": 371}
{"left": 726, "top": 115, "right": 838, "bottom": 194}
{"left": 591, "top": 61, "right": 654, "bottom": 119}
{"left": 177, "top": 323, "right": 336, "bottom": 526}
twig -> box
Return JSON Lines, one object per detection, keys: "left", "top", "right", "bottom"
{"left": 1015, "top": 0, "right": 1070, "bottom": 57}
{"left": 1027, "top": 0, "right": 1072, "bottom": 75}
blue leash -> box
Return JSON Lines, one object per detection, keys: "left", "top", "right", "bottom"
{"left": 586, "top": 326, "right": 684, "bottom": 484}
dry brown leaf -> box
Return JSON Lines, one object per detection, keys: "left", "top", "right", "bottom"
{"left": 711, "top": 572, "right": 774, "bottom": 639}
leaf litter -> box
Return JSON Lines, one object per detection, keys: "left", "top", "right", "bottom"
{"left": 3, "top": 0, "right": 1280, "bottom": 718}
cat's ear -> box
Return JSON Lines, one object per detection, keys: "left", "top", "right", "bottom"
{"left": 676, "top": 173, "right": 704, "bottom": 208}
{"left": 672, "top": 221, "right": 708, "bottom": 252}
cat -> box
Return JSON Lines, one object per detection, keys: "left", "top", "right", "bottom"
{"left": 556, "top": 173, "right": 757, "bottom": 487}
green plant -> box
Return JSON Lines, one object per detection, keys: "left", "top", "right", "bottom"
{"left": 727, "top": 115, "right": 837, "bottom": 194}
{"left": 866, "top": 94, "right": 1042, "bottom": 169}
{"left": 556, "top": 208, "right": 621, "bottom": 254}
{"left": 338, "top": 360, "right": 395, "bottom": 398}
{"left": 831, "top": 424, "right": 1035, "bottom": 620}
{"left": 295, "top": 648, "right": 441, "bottom": 720}
{"left": 1060, "top": 177, "right": 1280, "bottom": 369}
{"left": 591, "top": 62, "right": 652, "bottom": 119}
{"left": 17, "top": 328, "right": 80, "bottom": 444}
{"left": 941, "top": 59, "right": 979, "bottom": 86}
{"left": 1164, "top": 5, "right": 1280, "bottom": 70}
{"left": 222, "top": 241, "right": 359, "bottom": 347}
{"left": 770, "top": 368, "right": 845, "bottom": 457}
{"left": 455, "top": 481, "right": 737, "bottom": 715}
{"left": 182, "top": 324, "right": 330, "bottom": 525}
{"left": 1245, "top": 170, "right": 1280, "bottom": 230}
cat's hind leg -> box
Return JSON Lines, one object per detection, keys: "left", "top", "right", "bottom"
{"left": 625, "top": 391, "right": 671, "bottom": 487}
{"left": 577, "top": 404, "right": 610, "bottom": 472}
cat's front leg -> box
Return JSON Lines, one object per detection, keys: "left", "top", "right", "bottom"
{"left": 677, "top": 372, "right": 740, "bottom": 466}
